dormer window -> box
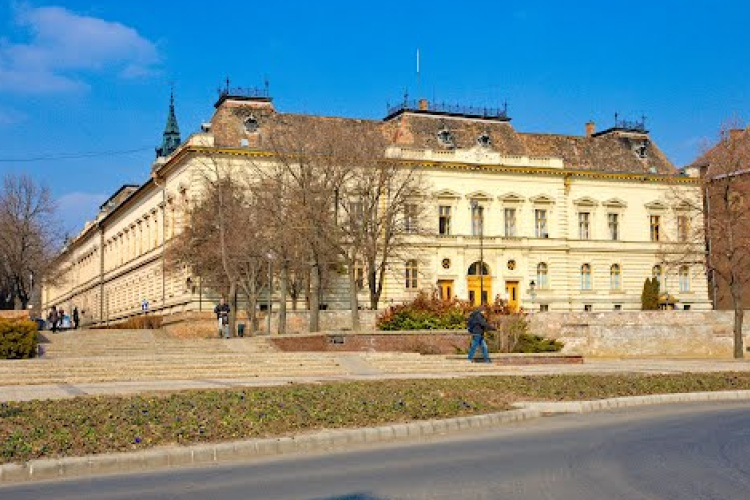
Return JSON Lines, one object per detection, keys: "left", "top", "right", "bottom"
{"left": 477, "top": 134, "right": 491, "bottom": 148}
{"left": 244, "top": 115, "right": 259, "bottom": 133}
{"left": 437, "top": 129, "right": 455, "bottom": 148}
{"left": 633, "top": 139, "right": 649, "bottom": 159}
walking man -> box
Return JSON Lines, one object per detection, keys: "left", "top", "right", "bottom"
{"left": 467, "top": 304, "right": 495, "bottom": 363}
{"left": 48, "top": 306, "right": 58, "bottom": 334}
{"left": 72, "top": 307, "right": 80, "bottom": 330}
{"left": 214, "top": 298, "right": 231, "bottom": 339}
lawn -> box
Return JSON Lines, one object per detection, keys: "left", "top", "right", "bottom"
{"left": 3, "top": 372, "right": 750, "bottom": 463}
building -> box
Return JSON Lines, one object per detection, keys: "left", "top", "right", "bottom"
{"left": 687, "top": 124, "right": 750, "bottom": 310}
{"left": 43, "top": 88, "right": 711, "bottom": 326}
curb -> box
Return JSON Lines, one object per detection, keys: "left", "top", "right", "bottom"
{"left": 0, "top": 409, "right": 541, "bottom": 485}
{"left": 514, "top": 389, "right": 750, "bottom": 414}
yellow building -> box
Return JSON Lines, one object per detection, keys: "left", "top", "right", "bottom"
{"left": 43, "top": 89, "right": 710, "bottom": 325}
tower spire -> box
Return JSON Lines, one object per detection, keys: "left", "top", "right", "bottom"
{"left": 156, "top": 87, "right": 181, "bottom": 158}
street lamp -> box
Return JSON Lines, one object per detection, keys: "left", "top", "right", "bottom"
{"left": 470, "top": 199, "right": 485, "bottom": 305}
{"left": 266, "top": 252, "right": 274, "bottom": 335}
{"left": 529, "top": 280, "right": 537, "bottom": 314}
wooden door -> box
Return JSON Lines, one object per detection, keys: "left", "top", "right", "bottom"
{"left": 505, "top": 281, "right": 519, "bottom": 312}
{"left": 467, "top": 276, "right": 491, "bottom": 306}
{"left": 437, "top": 280, "right": 454, "bottom": 301}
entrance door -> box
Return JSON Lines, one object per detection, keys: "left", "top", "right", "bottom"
{"left": 437, "top": 280, "right": 454, "bottom": 301}
{"left": 505, "top": 281, "right": 519, "bottom": 312}
{"left": 467, "top": 262, "right": 492, "bottom": 306}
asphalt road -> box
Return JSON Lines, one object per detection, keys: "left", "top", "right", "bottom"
{"left": 4, "top": 402, "right": 750, "bottom": 500}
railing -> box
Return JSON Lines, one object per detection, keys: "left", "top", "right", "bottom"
{"left": 614, "top": 114, "right": 646, "bottom": 133}
{"left": 217, "top": 86, "right": 271, "bottom": 100}
{"left": 386, "top": 100, "right": 509, "bottom": 120}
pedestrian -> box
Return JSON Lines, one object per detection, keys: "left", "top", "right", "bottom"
{"left": 467, "top": 304, "right": 495, "bottom": 363}
{"left": 48, "top": 306, "right": 59, "bottom": 334}
{"left": 214, "top": 298, "right": 231, "bottom": 339}
{"left": 72, "top": 307, "right": 79, "bottom": 329}
{"left": 59, "top": 309, "right": 66, "bottom": 330}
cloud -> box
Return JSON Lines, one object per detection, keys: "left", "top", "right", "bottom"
{"left": 0, "top": 5, "right": 161, "bottom": 93}
{"left": 56, "top": 191, "right": 108, "bottom": 233}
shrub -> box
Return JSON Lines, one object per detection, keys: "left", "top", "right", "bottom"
{"left": 0, "top": 319, "right": 38, "bottom": 359}
{"left": 514, "top": 333, "right": 564, "bottom": 353}
{"left": 377, "top": 291, "right": 474, "bottom": 330}
{"left": 92, "top": 315, "right": 163, "bottom": 330}
{"left": 641, "top": 278, "right": 660, "bottom": 310}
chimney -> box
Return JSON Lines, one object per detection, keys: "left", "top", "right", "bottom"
{"left": 585, "top": 121, "right": 596, "bottom": 137}
{"left": 418, "top": 98, "right": 429, "bottom": 111}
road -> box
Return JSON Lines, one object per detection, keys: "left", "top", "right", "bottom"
{"left": 4, "top": 402, "right": 750, "bottom": 499}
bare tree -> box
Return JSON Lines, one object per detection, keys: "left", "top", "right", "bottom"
{"left": 0, "top": 173, "right": 59, "bottom": 310}
{"left": 670, "top": 120, "right": 750, "bottom": 358}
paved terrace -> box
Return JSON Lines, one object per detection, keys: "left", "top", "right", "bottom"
{"left": 2, "top": 329, "right": 750, "bottom": 402}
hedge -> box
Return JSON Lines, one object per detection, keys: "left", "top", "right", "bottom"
{"left": 0, "top": 319, "right": 38, "bottom": 359}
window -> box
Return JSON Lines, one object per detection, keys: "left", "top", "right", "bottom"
{"left": 404, "top": 204, "right": 418, "bottom": 233}
{"left": 349, "top": 200, "right": 364, "bottom": 221}
{"left": 581, "top": 264, "right": 592, "bottom": 290}
{"left": 610, "top": 264, "right": 621, "bottom": 290}
{"left": 679, "top": 265, "right": 690, "bottom": 292}
{"left": 244, "top": 116, "right": 258, "bottom": 133}
{"left": 477, "top": 134, "right": 491, "bottom": 147}
{"left": 539, "top": 304, "right": 549, "bottom": 312}
{"left": 504, "top": 208, "right": 517, "bottom": 237}
{"left": 608, "top": 213, "right": 619, "bottom": 240}
{"left": 437, "top": 129, "right": 454, "bottom": 148}
{"left": 650, "top": 215, "right": 661, "bottom": 241}
{"left": 677, "top": 215, "right": 689, "bottom": 242}
{"left": 535, "top": 209, "right": 548, "bottom": 238}
{"left": 613, "top": 304, "right": 622, "bottom": 311}
{"left": 579, "top": 212, "right": 591, "bottom": 240}
{"left": 584, "top": 304, "right": 593, "bottom": 312}
{"left": 537, "top": 262, "right": 549, "bottom": 289}
{"left": 471, "top": 203, "right": 484, "bottom": 236}
{"left": 438, "top": 205, "right": 452, "bottom": 235}
{"left": 652, "top": 265, "right": 664, "bottom": 290}
{"left": 405, "top": 260, "right": 418, "bottom": 289}
{"left": 683, "top": 304, "right": 691, "bottom": 311}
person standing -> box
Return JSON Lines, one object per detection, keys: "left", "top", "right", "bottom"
{"left": 467, "top": 304, "right": 495, "bottom": 363}
{"left": 214, "top": 298, "right": 231, "bottom": 339}
{"left": 72, "top": 307, "right": 80, "bottom": 330}
{"left": 48, "top": 306, "right": 59, "bottom": 334}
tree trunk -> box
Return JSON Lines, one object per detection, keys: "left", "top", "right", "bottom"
{"left": 731, "top": 280, "right": 745, "bottom": 358}
{"left": 279, "top": 261, "right": 288, "bottom": 335}
{"left": 228, "top": 281, "right": 237, "bottom": 338}
{"left": 348, "top": 264, "right": 360, "bottom": 332}
{"left": 309, "top": 262, "right": 320, "bottom": 332}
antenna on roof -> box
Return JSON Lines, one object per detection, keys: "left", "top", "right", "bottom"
{"left": 416, "top": 48, "right": 421, "bottom": 95}
{"left": 264, "top": 75, "right": 270, "bottom": 93}
{"left": 225, "top": 76, "right": 230, "bottom": 93}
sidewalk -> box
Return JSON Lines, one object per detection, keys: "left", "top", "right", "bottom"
{"left": 2, "top": 356, "right": 750, "bottom": 402}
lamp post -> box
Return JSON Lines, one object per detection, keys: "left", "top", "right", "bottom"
{"left": 266, "top": 252, "right": 274, "bottom": 335}
{"left": 471, "top": 200, "right": 485, "bottom": 305}
{"left": 529, "top": 280, "right": 537, "bottom": 314}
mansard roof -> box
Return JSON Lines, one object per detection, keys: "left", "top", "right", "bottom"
{"left": 209, "top": 100, "right": 679, "bottom": 176}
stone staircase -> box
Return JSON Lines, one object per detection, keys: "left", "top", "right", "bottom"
{"left": 0, "top": 330, "right": 348, "bottom": 386}
{"left": 359, "top": 352, "right": 517, "bottom": 374}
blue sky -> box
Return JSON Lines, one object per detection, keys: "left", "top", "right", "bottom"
{"left": 1, "top": 1, "right": 749, "bottom": 234}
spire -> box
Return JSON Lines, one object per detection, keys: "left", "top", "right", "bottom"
{"left": 156, "top": 88, "right": 181, "bottom": 158}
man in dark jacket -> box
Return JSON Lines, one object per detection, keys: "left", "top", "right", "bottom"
{"left": 214, "top": 298, "right": 231, "bottom": 339}
{"left": 467, "top": 305, "right": 495, "bottom": 363}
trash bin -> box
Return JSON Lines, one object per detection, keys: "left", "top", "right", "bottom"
{"left": 237, "top": 323, "right": 245, "bottom": 338}
{"left": 35, "top": 318, "right": 46, "bottom": 331}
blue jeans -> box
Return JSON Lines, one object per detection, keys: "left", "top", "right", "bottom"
{"left": 468, "top": 334, "right": 490, "bottom": 362}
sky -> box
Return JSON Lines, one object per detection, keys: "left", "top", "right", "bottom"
{"left": 0, "top": 0, "right": 749, "bottom": 235}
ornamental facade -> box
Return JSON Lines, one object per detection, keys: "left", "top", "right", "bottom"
{"left": 43, "top": 89, "right": 711, "bottom": 325}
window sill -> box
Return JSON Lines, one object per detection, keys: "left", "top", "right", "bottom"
{"left": 609, "top": 290, "right": 626, "bottom": 294}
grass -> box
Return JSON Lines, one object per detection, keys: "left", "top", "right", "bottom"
{"left": 3, "top": 372, "right": 750, "bottom": 463}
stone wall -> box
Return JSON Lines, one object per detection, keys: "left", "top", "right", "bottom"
{"left": 270, "top": 331, "right": 470, "bottom": 354}
{"left": 161, "top": 310, "right": 379, "bottom": 339}
{"left": 0, "top": 311, "right": 30, "bottom": 320}
{"left": 529, "top": 311, "right": 750, "bottom": 358}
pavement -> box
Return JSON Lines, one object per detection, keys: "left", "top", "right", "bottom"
{"left": 4, "top": 329, "right": 750, "bottom": 484}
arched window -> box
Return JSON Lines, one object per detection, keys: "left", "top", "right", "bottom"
{"left": 652, "top": 265, "right": 663, "bottom": 290}
{"left": 679, "top": 265, "right": 690, "bottom": 292}
{"left": 610, "top": 264, "right": 621, "bottom": 290}
{"left": 467, "top": 262, "right": 490, "bottom": 276}
{"left": 537, "top": 263, "right": 549, "bottom": 289}
{"left": 405, "top": 260, "right": 418, "bottom": 289}
{"left": 581, "top": 264, "right": 592, "bottom": 290}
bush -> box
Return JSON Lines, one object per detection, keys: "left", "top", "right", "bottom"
{"left": 514, "top": 333, "right": 564, "bottom": 353}
{"left": 0, "top": 319, "right": 38, "bottom": 359}
{"left": 377, "top": 291, "right": 474, "bottom": 330}
{"left": 92, "top": 315, "right": 163, "bottom": 330}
